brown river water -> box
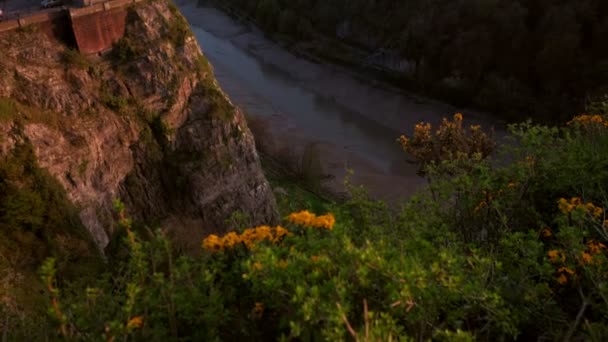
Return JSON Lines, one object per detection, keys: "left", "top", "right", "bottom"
{"left": 176, "top": 0, "right": 506, "bottom": 202}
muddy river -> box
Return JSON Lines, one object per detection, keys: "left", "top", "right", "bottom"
{"left": 176, "top": 0, "right": 504, "bottom": 202}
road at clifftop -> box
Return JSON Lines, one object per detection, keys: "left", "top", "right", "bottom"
{"left": 1, "top": 0, "right": 42, "bottom": 14}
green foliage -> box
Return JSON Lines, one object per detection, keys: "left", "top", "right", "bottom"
{"left": 0, "top": 142, "right": 80, "bottom": 236}
{"left": 194, "top": 54, "right": 235, "bottom": 121}
{"left": 166, "top": 2, "right": 191, "bottom": 47}
{"left": 0, "top": 97, "right": 17, "bottom": 122}
{"left": 220, "top": 0, "right": 608, "bottom": 120}
{"left": 111, "top": 37, "right": 142, "bottom": 64}
{"left": 299, "top": 143, "right": 323, "bottom": 192}
{"left": 255, "top": 0, "right": 280, "bottom": 31}
{"left": 61, "top": 49, "right": 90, "bottom": 69}
{"left": 3, "top": 118, "right": 608, "bottom": 340}
{"left": 0, "top": 139, "right": 99, "bottom": 337}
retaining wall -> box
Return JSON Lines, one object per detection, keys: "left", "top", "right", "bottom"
{"left": 0, "top": 0, "right": 145, "bottom": 54}
{"left": 69, "top": 6, "right": 128, "bottom": 54}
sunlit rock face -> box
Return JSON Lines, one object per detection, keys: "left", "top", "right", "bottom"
{"left": 0, "top": 0, "right": 278, "bottom": 252}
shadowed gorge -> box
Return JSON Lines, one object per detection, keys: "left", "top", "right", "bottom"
{"left": 1, "top": 0, "right": 608, "bottom": 340}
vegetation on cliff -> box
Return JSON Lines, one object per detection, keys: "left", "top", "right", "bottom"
{"left": 0, "top": 0, "right": 278, "bottom": 335}
{"left": 2, "top": 113, "right": 607, "bottom": 340}
{"left": 217, "top": 0, "right": 608, "bottom": 121}
{"left": 2, "top": 0, "right": 608, "bottom": 340}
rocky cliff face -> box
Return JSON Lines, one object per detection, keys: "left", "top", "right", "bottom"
{"left": 0, "top": 0, "right": 278, "bottom": 252}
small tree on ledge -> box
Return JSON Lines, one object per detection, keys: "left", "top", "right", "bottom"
{"left": 398, "top": 113, "right": 495, "bottom": 176}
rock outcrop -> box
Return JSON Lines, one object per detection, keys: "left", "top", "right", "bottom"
{"left": 0, "top": 0, "right": 278, "bottom": 252}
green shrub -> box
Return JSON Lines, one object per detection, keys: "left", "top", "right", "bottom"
{"left": 61, "top": 49, "right": 90, "bottom": 69}
{"left": 2, "top": 116, "right": 608, "bottom": 340}
{"left": 0, "top": 97, "right": 17, "bottom": 122}
{"left": 111, "top": 38, "right": 142, "bottom": 64}
{"left": 166, "top": 2, "right": 191, "bottom": 47}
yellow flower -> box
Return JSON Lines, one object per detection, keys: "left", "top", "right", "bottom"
{"left": 287, "top": 210, "right": 315, "bottom": 226}
{"left": 587, "top": 240, "right": 607, "bottom": 254}
{"left": 593, "top": 207, "right": 604, "bottom": 218}
{"left": 315, "top": 213, "right": 336, "bottom": 230}
{"left": 286, "top": 211, "right": 335, "bottom": 230}
{"left": 557, "top": 273, "right": 568, "bottom": 284}
{"left": 277, "top": 259, "right": 288, "bottom": 269}
{"left": 558, "top": 198, "right": 570, "bottom": 214}
{"left": 568, "top": 114, "right": 607, "bottom": 127}
{"left": 474, "top": 201, "right": 487, "bottom": 213}
{"left": 507, "top": 182, "right": 517, "bottom": 189}
{"left": 580, "top": 252, "right": 593, "bottom": 265}
{"left": 454, "top": 113, "right": 463, "bottom": 121}
{"left": 413, "top": 122, "right": 432, "bottom": 140}
{"left": 222, "top": 232, "right": 241, "bottom": 249}
{"left": 253, "top": 262, "right": 263, "bottom": 271}
{"left": 253, "top": 302, "right": 264, "bottom": 317}
{"left": 310, "top": 255, "right": 320, "bottom": 263}
{"left": 273, "top": 226, "right": 291, "bottom": 242}
{"left": 558, "top": 267, "right": 575, "bottom": 275}
{"left": 398, "top": 135, "right": 409, "bottom": 149}
{"left": 202, "top": 234, "right": 223, "bottom": 251}
{"left": 127, "top": 316, "right": 144, "bottom": 330}
{"left": 541, "top": 228, "right": 552, "bottom": 237}
{"left": 548, "top": 250, "right": 565, "bottom": 263}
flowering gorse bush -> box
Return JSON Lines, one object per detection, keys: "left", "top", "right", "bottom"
{"left": 202, "top": 225, "right": 291, "bottom": 251}
{"left": 398, "top": 113, "right": 495, "bottom": 175}
{"left": 568, "top": 114, "right": 608, "bottom": 128}
{"left": 21, "top": 114, "right": 608, "bottom": 341}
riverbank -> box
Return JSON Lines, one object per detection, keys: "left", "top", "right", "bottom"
{"left": 201, "top": 0, "right": 532, "bottom": 123}
{"left": 176, "top": 0, "right": 504, "bottom": 202}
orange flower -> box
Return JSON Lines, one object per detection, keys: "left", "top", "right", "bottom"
{"left": 541, "top": 228, "right": 552, "bottom": 237}
{"left": 202, "top": 234, "right": 223, "bottom": 251}
{"left": 568, "top": 114, "right": 607, "bottom": 127}
{"left": 286, "top": 211, "right": 335, "bottom": 230}
{"left": 222, "top": 232, "right": 241, "bottom": 249}
{"left": 558, "top": 267, "right": 575, "bottom": 275}
{"left": 454, "top": 113, "right": 463, "bottom": 121}
{"left": 558, "top": 198, "right": 572, "bottom": 214}
{"left": 398, "top": 135, "right": 409, "bottom": 149}
{"left": 587, "top": 240, "right": 607, "bottom": 254}
{"left": 557, "top": 273, "right": 568, "bottom": 284}
{"left": 252, "top": 262, "right": 263, "bottom": 271}
{"left": 474, "top": 201, "right": 487, "bottom": 213}
{"left": 580, "top": 252, "right": 593, "bottom": 265}
{"left": 253, "top": 302, "right": 264, "bottom": 317}
{"left": 593, "top": 207, "right": 604, "bottom": 218}
{"left": 127, "top": 316, "right": 144, "bottom": 330}
{"left": 273, "top": 226, "right": 291, "bottom": 241}
{"left": 548, "top": 250, "right": 565, "bottom": 263}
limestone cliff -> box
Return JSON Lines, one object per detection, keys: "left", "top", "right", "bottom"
{"left": 0, "top": 0, "right": 278, "bottom": 252}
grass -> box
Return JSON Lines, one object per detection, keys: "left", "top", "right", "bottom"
{"left": 195, "top": 56, "right": 235, "bottom": 121}
{"left": 0, "top": 98, "right": 17, "bottom": 122}
{"left": 62, "top": 49, "right": 90, "bottom": 69}
{"left": 0, "top": 98, "right": 66, "bottom": 129}
{"left": 261, "top": 155, "right": 332, "bottom": 216}
{"left": 166, "top": 1, "right": 192, "bottom": 47}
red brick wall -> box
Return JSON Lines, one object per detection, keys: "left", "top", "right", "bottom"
{"left": 70, "top": 7, "right": 127, "bottom": 54}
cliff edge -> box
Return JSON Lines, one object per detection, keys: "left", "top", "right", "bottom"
{"left": 0, "top": 0, "right": 278, "bottom": 254}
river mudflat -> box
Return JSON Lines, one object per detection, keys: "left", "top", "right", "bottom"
{"left": 176, "top": 0, "right": 504, "bottom": 202}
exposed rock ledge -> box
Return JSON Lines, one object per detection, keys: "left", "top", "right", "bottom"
{"left": 0, "top": 0, "right": 277, "bottom": 252}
